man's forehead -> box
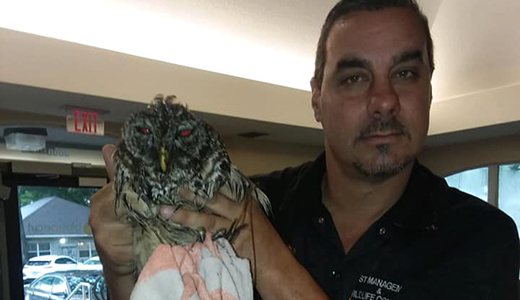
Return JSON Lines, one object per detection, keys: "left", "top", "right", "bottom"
{"left": 325, "top": 8, "right": 428, "bottom": 65}
{"left": 330, "top": 7, "right": 423, "bottom": 33}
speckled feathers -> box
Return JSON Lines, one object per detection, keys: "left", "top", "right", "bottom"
{"left": 114, "top": 94, "right": 271, "bottom": 273}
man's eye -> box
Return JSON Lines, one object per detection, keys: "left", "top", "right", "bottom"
{"left": 342, "top": 75, "right": 367, "bottom": 85}
{"left": 395, "top": 70, "right": 417, "bottom": 79}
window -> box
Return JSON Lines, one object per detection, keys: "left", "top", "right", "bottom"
{"left": 446, "top": 163, "right": 520, "bottom": 245}
{"left": 26, "top": 260, "right": 50, "bottom": 266}
{"left": 78, "top": 241, "right": 93, "bottom": 260}
{"left": 55, "top": 258, "right": 76, "bottom": 265}
{"left": 27, "top": 242, "right": 51, "bottom": 259}
{"left": 64, "top": 258, "right": 76, "bottom": 264}
{"left": 52, "top": 277, "right": 68, "bottom": 296}
{"left": 27, "top": 243, "right": 37, "bottom": 259}
{"left": 36, "top": 276, "right": 54, "bottom": 293}
{"left": 79, "top": 250, "right": 90, "bottom": 258}
{"left": 445, "top": 167, "right": 488, "bottom": 201}
{"left": 17, "top": 178, "right": 101, "bottom": 297}
{"left": 39, "top": 243, "right": 51, "bottom": 255}
{"left": 498, "top": 164, "right": 520, "bottom": 235}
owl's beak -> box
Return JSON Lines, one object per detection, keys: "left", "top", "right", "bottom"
{"left": 160, "top": 146, "right": 168, "bottom": 172}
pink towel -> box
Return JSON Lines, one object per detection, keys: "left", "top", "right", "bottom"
{"left": 130, "top": 234, "right": 253, "bottom": 300}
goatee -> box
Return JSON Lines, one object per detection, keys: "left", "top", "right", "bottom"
{"left": 353, "top": 144, "right": 412, "bottom": 181}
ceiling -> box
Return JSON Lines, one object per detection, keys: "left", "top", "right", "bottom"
{"left": 0, "top": 0, "right": 519, "bottom": 149}
{"left": 0, "top": 82, "right": 325, "bottom": 148}
{"left": 1, "top": 0, "right": 518, "bottom": 98}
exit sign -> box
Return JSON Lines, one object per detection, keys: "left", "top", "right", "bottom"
{"left": 66, "top": 109, "right": 105, "bottom": 136}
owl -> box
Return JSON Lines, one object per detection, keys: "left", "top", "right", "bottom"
{"left": 114, "top": 94, "right": 271, "bottom": 273}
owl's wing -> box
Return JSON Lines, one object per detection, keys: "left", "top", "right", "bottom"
{"left": 113, "top": 155, "right": 128, "bottom": 215}
{"left": 220, "top": 164, "right": 272, "bottom": 216}
{"left": 114, "top": 144, "right": 157, "bottom": 223}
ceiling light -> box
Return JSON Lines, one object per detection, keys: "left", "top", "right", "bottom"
{"left": 3, "top": 127, "right": 47, "bottom": 151}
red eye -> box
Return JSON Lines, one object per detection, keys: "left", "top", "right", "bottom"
{"left": 180, "top": 129, "right": 192, "bottom": 137}
{"left": 140, "top": 128, "right": 151, "bottom": 134}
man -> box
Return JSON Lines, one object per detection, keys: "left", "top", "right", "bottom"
{"left": 89, "top": 0, "right": 520, "bottom": 299}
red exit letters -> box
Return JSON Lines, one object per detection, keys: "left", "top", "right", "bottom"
{"left": 74, "top": 110, "right": 98, "bottom": 134}
{"left": 66, "top": 108, "right": 104, "bottom": 136}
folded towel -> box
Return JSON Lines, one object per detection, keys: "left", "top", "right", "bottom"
{"left": 130, "top": 234, "right": 253, "bottom": 300}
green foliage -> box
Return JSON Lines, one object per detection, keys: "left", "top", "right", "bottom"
{"left": 18, "top": 186, "right": 99, "bottom": 207}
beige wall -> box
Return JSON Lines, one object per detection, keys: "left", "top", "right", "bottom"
{"left": 2, "top": 28, "right": 520, "bottom": 137}
{"left": 0, "top": 109, "right": 122, "bottom": 138}
{"left": 419, "top": 134, "right": 520, "bottom": 176}
{"left": 3, "top": 108, "right": 519, "bottom": 178}
{"left": 0, "top": 109, "right": 322, "bottom": 175}
{"left": 225, "top": 138, "right": 323, "bottom": 176}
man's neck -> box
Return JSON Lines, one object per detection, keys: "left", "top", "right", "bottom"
{"left": 323, "top": 154, "right": 414, "bottom": 223}
{"left": 322, "top": 153, "right": 414, "bottom": 252}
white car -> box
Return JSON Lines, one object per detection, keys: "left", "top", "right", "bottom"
{"left": 23, "top": 255, "right": 80, "bottom": 283}
{"left": 24, "top": 270, "right": 107, "bottom": 300}
{"left": 79, "top": 256, "right": 103, "bottom": 271}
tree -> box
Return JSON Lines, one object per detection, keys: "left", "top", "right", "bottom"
{"left": 18, "top": 186, "right": 99, "bottom": 207}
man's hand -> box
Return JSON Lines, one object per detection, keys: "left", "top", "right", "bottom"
{"left": 89, "top": 145, "right": 136, "bottom": 300}
{"left": 90, "top": 144, "right": 328, "bottom": 300}
{"left": 160, "top": 186, "right": 329, "bottom": 299}
{"left": 160, "top": 193, "right": 267, "bottom": 278}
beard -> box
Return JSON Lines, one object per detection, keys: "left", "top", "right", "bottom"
{"left": 350, "top": 117, "right": 415, "bottom": 181}
{"left": 353, "top": 143, "right": 414, "bottom": 181}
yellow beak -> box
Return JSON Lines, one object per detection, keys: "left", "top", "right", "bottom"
{"left": 160, "top": 146, "right": 168, "bottom": 172}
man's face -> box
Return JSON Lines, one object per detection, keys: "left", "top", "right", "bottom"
{"left": 312, "top": 8, "right": 432, "bottom": 180}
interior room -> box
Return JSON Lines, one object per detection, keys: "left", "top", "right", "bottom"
{"left": 1, "top": 0, "right": 519, "bottom": 299}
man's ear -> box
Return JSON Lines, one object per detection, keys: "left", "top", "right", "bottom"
{"left": 310, "top": 77, "right": 322, "bottom": 122}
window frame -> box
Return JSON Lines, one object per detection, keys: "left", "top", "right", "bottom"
{"left": 445, "top": 163, "right": 520, "bottom": 208}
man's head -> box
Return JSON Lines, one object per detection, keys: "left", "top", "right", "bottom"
{"left": 314, "top": 0, "right": 434, "bottom": 89}
{"left": 311, "top": 1, "right": 434, "bottom": 181}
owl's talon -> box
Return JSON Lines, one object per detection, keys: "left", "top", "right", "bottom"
{"left": 196, "top": 226, "right": 206, "bottom": 243}
{"left": 212, "top": 228, "right": 227, "bottom": 241}
{"left": 227, "top": 223, "right": 247, "bottom": 242}
{"left": 211, "top": 221, "right": 248, "bottom": 242}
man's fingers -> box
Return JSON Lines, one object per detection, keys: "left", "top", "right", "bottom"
{"left": 206, "top": 193, "right": 244, "bottom": 219}
{"left": 102, "top": 144, "right": 117, "bottom": 182}
{"left": 163, "top": 207, "right": 232, "bottom": 233}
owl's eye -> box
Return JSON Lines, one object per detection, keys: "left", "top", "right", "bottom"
{"left": 139, "top": 127, "right": 151, "bottom": 135}
{"left": 180, "top": 129, "right": 192, "bottom": 137}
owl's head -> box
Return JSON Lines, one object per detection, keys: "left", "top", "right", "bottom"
{"left": 121, "top": 95, "right": 228, "bottom": 174}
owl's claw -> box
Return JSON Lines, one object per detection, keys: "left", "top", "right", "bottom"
{"left": 196, "top": 226, "right": 206, "bottom": 243}
{"left": 212, "top": 228, "right": 228, "bottom": 241}
{"left": 212, "top": 219, "right": 247, "bottom": 242}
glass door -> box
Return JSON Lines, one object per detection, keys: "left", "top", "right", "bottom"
{"left": 1, "top": 162, "right": 107, "bottom": 300}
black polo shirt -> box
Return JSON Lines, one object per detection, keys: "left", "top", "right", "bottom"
{"left": 252, "top": 153, "right": 519, "bottom": 299}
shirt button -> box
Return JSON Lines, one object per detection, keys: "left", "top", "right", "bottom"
{"left": 379, "top": 227, "right": 386, "bottom": 235}
{"left": 318, "top": 217, "right": 324, "bottom": 224}
{"left": 331, "top": 270, "right": 341, "bottom": 279}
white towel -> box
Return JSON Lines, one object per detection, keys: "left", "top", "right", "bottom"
{"left": 130, "top": 234, "right": 253, "bottom": 300}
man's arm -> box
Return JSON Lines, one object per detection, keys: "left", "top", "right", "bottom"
{"left": 163, "top": 190, "right": 330, "bottom": 299}
{"left": 90, "top": 184, "right": 136, "bottom": 300}
{"left": 89, "top": 146, "right": 137, "bottom": 300}
{"left": 89, "top": 145, "right": 328, "bottom": 300}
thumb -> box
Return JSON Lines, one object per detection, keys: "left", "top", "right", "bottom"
{"left": 102, "top": 144, "right": 117, "bottom": 182}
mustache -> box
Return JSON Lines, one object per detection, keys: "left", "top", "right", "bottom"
{"left": 356, "top": 118, "right": 411, "bottom": 141}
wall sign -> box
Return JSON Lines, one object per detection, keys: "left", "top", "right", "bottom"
{"left": 66, "top": 108, "right": 105, "bottom": 136}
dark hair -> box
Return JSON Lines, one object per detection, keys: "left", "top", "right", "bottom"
{"left": 314, "top": 0, "right": 434, "bottom": 88}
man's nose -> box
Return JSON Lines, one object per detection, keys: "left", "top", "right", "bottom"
{"left": 367, "top": 78, "right": 400, "bottom": 118}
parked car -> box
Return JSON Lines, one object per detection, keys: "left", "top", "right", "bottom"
{"left": 23, "top": 255, "right": 80, "bottom": 284}
{"left": 24, "top": 269, "right": 107, "bottom": 300}
{"left": 79, "top": 257, "right": 103, "bottom": 271}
